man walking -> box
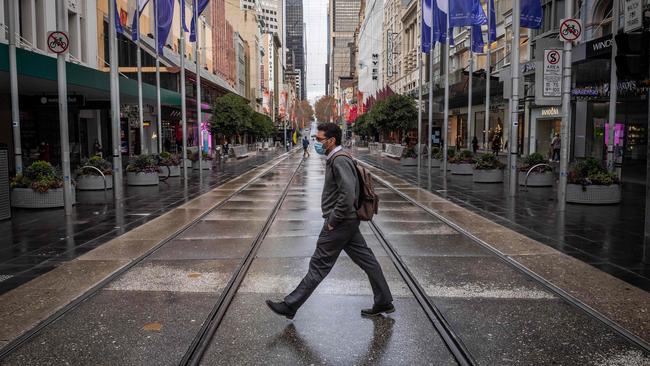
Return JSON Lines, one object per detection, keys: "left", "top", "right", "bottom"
{"left": 266, "top": 123, "right": 394, "bottom": 319}
{"left": 302, "top": 135, "right": 310, "bottom": 158}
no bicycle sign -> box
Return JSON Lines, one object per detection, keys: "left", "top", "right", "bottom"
{"left": 559, "top": 19, "right": 582, "bottom": 42}
{"left": 47, "top": 31, "right": 69, "bottom": 54}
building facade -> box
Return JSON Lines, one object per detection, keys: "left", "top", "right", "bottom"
{"left": 285, "top": 0, "right": 306, "bottom": 99}
{"left": 328, "top": 0, "right": 362, "bottom": 94}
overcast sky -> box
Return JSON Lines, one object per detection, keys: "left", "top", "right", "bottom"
{"left": 304, "top": 0, "right": 328, "bottom": 105}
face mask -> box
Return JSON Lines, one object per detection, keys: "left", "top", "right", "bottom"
{"left": 314, "top": 142, "right": 327, "bottom": 155}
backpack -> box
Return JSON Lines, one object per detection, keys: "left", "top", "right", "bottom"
{"left": 331, "top": 151, "right": 379, "bottom": 221}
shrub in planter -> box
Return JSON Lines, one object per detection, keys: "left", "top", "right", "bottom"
{"left": 76, "top": 155, "right": 113, "bottom": 190}
{"left": 158, "top": 151, "right": 181, "bottom": 177}
{"left": 449, "top": 150, "right": 475, "bottom": 175}
{"left": 473, "top": 153, "right": 505, "bottom": 183}
{"left": 401, "top": 146, "right": 418, "bottom": 166}
{"left": 126, "top": 154, "right": 160, "bottom": 186}
{"left": 10, "top": 161, "right": 72, "bottom": 208}
{"left": 518, "top": 152, "right": 554, "bottom": 186}
{"left": 566, "top": 158, "right": 621, "bottom": 204}
{"left": 432, "top": 148, "right": 454, "bottom": 169}
{"left": 191, "top": 151, "right": 213, "bottom": 170}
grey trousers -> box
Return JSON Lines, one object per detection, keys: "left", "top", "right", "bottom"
{"left": 284, "top": 219, "right": 393, "bottom": 310}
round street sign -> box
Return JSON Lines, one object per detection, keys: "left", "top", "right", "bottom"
{"left": 47, "top": 31, "right": 69, "bottom": 54}
{"left": 546, "top": 50, "right": 561, "bottom": 65}
{"left": 559, "top": 18, "right": 582, "bottom": 42}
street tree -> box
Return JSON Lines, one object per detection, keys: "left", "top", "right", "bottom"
{"left": 295, "top": 100, "right": 314, "bottom": 128}
{"left": 367, "top": 94, "right": 417, "bottom": 142}
{"left": 314, "top": 96, "right": 338, "bottom": 123}
{"left": 249, "top": 112, "right": 275, "bottom": 140}
{"left": 210, "top": 93, "right": 253, "bottom": 144}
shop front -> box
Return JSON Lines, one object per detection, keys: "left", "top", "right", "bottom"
{"left": 529, "top": 105, "right": 562, "bottom": 159}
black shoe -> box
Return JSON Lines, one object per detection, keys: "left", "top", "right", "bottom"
{"left": 361, "top": 303, "right": 395, "bottom": 317}
{"left": 266, "top": 300, "right": 296, "bottom": 320}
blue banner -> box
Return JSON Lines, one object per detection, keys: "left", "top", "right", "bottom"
{"left": 156, "top": 0, "right": 175, "bottom": 54}
{"left": 180, "top": 0, "right": 189, "bottom": 32}
{"left": 422, "top": 0, "right": 432, "bottom": 53}
{"left": 521, "top": 0, "right": 543, "bottom": 29}
{"left": 488, "top": 0, "right": 496, "bottom": 42}
{"left": 448, "top": 0, "right": 486, "bottom": 27}
{"left": 131, "top": 0, "right": 150, "bottom": 41}
{"left": 432, "top": 0, "right": 452, "bottom": 44}
{"left": 114, "top": 0, "right": 124, "bottom": 34}
{"left": 189, "top": 0, "right": 210, "bottom": 42}
{"left": 471, "top": 24, "right": 484, "bottom": 53}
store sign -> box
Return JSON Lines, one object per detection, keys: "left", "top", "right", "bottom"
{"left": 543, "top": 49, "right": 562, "bottom": 97}
{"left": 541, "top": 107, "right": 560, "bottom": 117}
{"left": 268, "top": 37, "right": 274, "bottom": 93}
{"left": 387, "top": 32, "right": 396, "bottom": 77}
{"left": 624, "top": 0, "right": 643, "bottom": 32}
{"left": 38, "top": 95, "right": 85, "bottom": 106}
{"left": 586, "top": 34, "right": 613, "bottom": 58}
{"left": 571, "top": 80, "right": 649, "bottom": 98}
{"left": 372, "top": 53, "right": 379, "bottom": 81}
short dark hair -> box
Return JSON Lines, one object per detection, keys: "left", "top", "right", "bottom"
{"left": 317, "top": 123, "right": 342, "bottom": 146}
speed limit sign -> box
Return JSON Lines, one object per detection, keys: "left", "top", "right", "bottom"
{"left": 47, "top": 31, "right": 69, "bottom": 54}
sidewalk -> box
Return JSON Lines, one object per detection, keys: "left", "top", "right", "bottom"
{"left": 355, "top": 149, "right": 650, "bottom": 292}
{"left": 0, "top": 152, "right": 282, "bottom": 294}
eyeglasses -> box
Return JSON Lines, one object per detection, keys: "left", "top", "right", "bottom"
{"left": 315, "top": 136, "right": 331, "bottom": 143}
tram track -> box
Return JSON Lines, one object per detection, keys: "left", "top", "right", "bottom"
{"left": 0, "top": 150, "right": 302, "bottom": 362}
{"left": 362, "top": 167, "right": 650, "bottom": 356}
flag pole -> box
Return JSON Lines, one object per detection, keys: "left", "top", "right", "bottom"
{"left": 155, "top": 0, "right": 163, "bottom": 154}
{"left": 442, "top": 10, "right": 450, "bottom": 176}
{"left": 467, "top": 29, "right": 473, "bottom": 152}
{"left": 509, "top": 0, "right": 521, "bottom": 196}
{"left": 109, "top": 0, "right": 123, "bottom": 201}
{"left": 484, "top": 0, "right": 491, "bottom": 151}
{"left": 8, "top": 0, "right": 23, "bottom": 175}
{"left": 136, "top": 7, "right": 146, "bottom": 154}
{"left": 427, "top": 6, "right": 434, "bottom": 184}
{"left": 195, "top": 1, "right": 203, "bottom": 176}
{"left": 180, "top": 0, "right": 188, "bottom": 181}
{"left": 417, "top": 1, "right": 423, "bottom": 186}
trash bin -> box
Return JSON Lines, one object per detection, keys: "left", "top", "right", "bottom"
{"left": 0, "top": 145, "right": 10, "bottom": 220}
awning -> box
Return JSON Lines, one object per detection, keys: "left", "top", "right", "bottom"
{"left": 0, "top": 43, "right": 181, "bottom": 106}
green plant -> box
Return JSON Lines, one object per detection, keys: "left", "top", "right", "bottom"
{"left": 474, "top": 153, "right": 505, "bottom": 170}
{"left": 10, "top": 160, "right": 63, "bottom": 193}
{"left": 403, "top": 146, "right": 417, "bottom": 159}
{"left": 366, "top": 94, "right": 417, "bottom": 139}
{"left": 432, "top": 148, "right": 454, "bottom": 160}
{"left": 159, "top": 151, "right": 181, "bottom": 166}
{"left": 210, "top": 93, "right": 253, "bottom": 143}
{"left": 249, "top": 112, "right": 275, "bottom": 139}
{"left": 126, "top": 155, "right": 160, "bottom": 173}
{"left": 78, "top": 155, "right": 112, "bottom": 176}
{"left": 449, "top": 150, "right": 475, "bottom": 164}
{"left": 520, "top": 152, "right": 552, "bottom": 173}
{"left": 191, "top": 151, "right": 213, "bottom": 161}
{"left": 567, "top": 158, "right": 620, "bottom": 188}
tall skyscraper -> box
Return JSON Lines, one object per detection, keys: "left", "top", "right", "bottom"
{"left": 327, "top": 0, "right": 361, "bottom": 95}
{"left": 285, "top": 0, "right": 305, "bottom": 100}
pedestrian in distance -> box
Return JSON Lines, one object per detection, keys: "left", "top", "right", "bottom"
{"left": 266, "top": 123, "right": 394, "bottom": 319}
{"left": 302, "top": 136, "right": 310, "bottom": 158}
{"left": 491, "top": 135, "right": 501, "bottom": 156}
{"left": 472, "top": 136, "right": 479, "bottom": 154}
{"left": 551, "top": 133, "right": 561, "bottom": 162}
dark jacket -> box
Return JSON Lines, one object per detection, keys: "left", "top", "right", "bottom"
{"left": 322, "top": 150, "right": 359, "bottom": 227}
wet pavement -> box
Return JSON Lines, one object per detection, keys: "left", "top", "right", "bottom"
{"left": 0, "top": 151, "right": 648, "bottom": 365}
{"left": 355, "top": 150, "right": 650, "bottom": 292}
{"left": 0, "top": 151, "right": 283, "bottom": 294}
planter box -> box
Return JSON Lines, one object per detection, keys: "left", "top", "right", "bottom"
{"left": 127, "top": 172, "right": 159, "bottom": 186}
{"left": 400, "top": 157, "right": 417, "bottom": 166}
{"left": 192, "top": 160, "right": 213, "bottom": 170}
{"left": 159, "top": 165, "right": 181, "bottom": 177}
{"left": 473, "top": 169, "right": 504, "bottom": 183}
{"left": 76, "top": 174, "right": 113, "bottom": 190}
{"left": 451, "top": 163, "right": 474, "bottom": 175}
{"left": 566, "top": 184, "right": 621, "bottom": 204}
{"left": 429, "top": 159, "right": 442, "bottom": 168}
{"left": 518, "top": 171, "right": 554, "bottom": 187}
{"left": 11, "top": 188, "right": 76, "bottom": 208}
{"left": 181, "top": 159, "right": 192, "bottom": 168}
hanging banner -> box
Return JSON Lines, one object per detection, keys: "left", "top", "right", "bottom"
{"left": 262, "top": 90, "right": 270, "bottom": 114}
{"left": 279, "top": 90, "right": 288, "bottom": 118}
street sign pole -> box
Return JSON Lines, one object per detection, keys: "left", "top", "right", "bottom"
{"left": 509, "top": 0, "right": 521, "bottom": 197}
{"left": 56, "top": 0, "right": 73, "bottom": 215}
{"left": 8, "top": 0, "right": 22, "bottom": 175}
{"left": 558, "top": 9, "right": 576, "bottom": 210}
{"left": 109, "top": 0, "right": 123, "bottom": 201}
{"left": 607, "top": 0, "right": 619, "bottom": 174}
{"left": 180, "top": 5, "right": 188, "bottom": 182}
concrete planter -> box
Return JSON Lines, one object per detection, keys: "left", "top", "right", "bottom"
{"left": 566, "top": 184, "right": 621, "bottom": 204}
{"left": 451, "top": 163, "right": 474, "bottom": 175}
{"left": 76, "top": 174, "right": 113, "bottom": 190}
{"left": 518, "top": 171, "right": 554, "bottom": 187}
{"left": 159, "top": 165, "right": 181, "bottom": 178}
{"left": 473, "top": 169, "right": 504, "bottom": 183}
{"left": 429, "top": 159, "right": 442, "bottom": 168}
{"left": 192, "top": 160, "right": 212, "bottom": 170}
{"left": 400, "top": 157, "right": 417, "bottom": 166}
{"left": 181, "top": 159, "right": 192, "bottom": 168}
{"left": 127, "top": 172, "right": 159, "bottom": 186}
{"left": 11, "top": 188, "right": 75, "bottom": 208}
